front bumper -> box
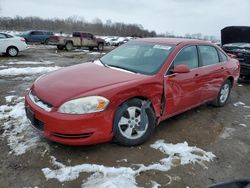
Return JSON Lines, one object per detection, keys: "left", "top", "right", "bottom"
{"left": 239, "top": 63, "right": 250, "bottom": 82}
{"left": 25, "top": 95, "right": 114, "bottom": 145}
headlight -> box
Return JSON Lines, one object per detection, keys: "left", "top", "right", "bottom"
{"left": 57, "top": 96, "right": 109, "bottom": 114}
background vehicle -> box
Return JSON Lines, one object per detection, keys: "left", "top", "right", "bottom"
{"left": 0, "top": 32, "right": 27, "bottom": 57}
{"left": 48, "top": 31, "right": 105, "bottom": 51}
{"left": 18, "top": 30, "right": 54, "bottom": 44}
{"left": 109, "top": 37, "right": 130, "bottom": 46}
{"left": 221, "top": 26, "right": 250, "bottom": 82}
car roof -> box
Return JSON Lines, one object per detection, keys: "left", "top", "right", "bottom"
{"left": 135, "top": 37, "right": 210, "bottom": 46}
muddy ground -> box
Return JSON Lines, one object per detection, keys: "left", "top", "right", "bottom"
{"left": 0, "top": 45, "right": 249, "bottom": 188}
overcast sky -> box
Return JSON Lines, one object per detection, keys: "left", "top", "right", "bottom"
{"left": 0, "top": 0, "right": 249, "bottom": 37}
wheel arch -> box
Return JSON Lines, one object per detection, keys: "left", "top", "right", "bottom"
{"left": 115, "top": 95, "right": 158, "bottom": 120}
{"left": 227, "top": 76, "right": 234, "bottom": 87}
{"left": 6, "top": 45, "right": 19, "bottom": 53}
{"left": 64, "top": 40, "right": 73, "bottom": 45}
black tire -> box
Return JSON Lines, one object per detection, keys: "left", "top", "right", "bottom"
{"left": 113, "top": 98, "right": 156, "bottom": 146}
{"left": 97, "top": 43, "right": 104, "bottom": 51}
{"left": 44, "top": 39, "right": 49, "bottom": 45}
{"left": 212, "top": 80, "right": 232, "bottom": 107}
{"left": 57, "top": 45, "right": 64, "bottom": 50}
{"left": 65, "top": 41, "right": 73, "bottom": 51}
{"left": 7, "top": 46, "right": 19, "bottom": 57}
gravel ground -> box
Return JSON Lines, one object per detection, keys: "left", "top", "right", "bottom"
{"left": 0, "top": 45, "right": 249, "bottom": 188}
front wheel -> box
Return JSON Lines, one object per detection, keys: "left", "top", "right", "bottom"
{"left": 212, "top": 80, "right": 231, "bottom": 107}
{"left": 113, "top": 99, "right": 156, "bottom": 146}
{"left": 57, "top": 45, "right": 64, "bottom": 50}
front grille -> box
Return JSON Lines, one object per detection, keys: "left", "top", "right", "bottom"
{"left": 51, "top": 132, "right": 93, "bottom": 139}
{"left": 240, "top": 64, "right": 250, "bottom": 75}
{"left": 29, "top": 91, "right": 52, "bottom": 112}
{"left": 25, "top": 107, "right": 44, "bottom": 131}
{"left": 33, "top": 118, "right": 44, "bottom": 131}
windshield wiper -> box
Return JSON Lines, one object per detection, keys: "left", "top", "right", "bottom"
{"left": 107, "top": 65, "right": 138, "bottom": 74}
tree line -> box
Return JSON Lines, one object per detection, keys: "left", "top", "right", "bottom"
{"left": 0, "top": 16, "right": 157, "bottom": 37}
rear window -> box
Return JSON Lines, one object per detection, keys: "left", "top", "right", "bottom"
{"left": 198, "top": 45, "right": 219, "bottom": 66}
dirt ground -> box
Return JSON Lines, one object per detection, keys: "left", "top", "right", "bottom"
{"left": 0, "top": 45, "right": 249, "bottom": 188}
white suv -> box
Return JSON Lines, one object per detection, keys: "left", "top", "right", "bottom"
{"left": 0, "top": 32, "right": 27, "bottom": 57}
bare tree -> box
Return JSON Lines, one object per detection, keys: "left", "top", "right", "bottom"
{"left": 0, "top": 16, "right": 157, "bottom": 37}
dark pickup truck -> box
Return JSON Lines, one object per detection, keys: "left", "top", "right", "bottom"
{"left": 48, "top": 32, "right": 105, "bottom": 51}
{"left": 221, "top": 26, "right": 250, "bottom": 82}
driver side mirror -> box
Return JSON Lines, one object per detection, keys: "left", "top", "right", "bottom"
{"left": 173, "top": 64, "right": 190, "bottom": 73}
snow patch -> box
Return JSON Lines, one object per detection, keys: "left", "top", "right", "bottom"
{"left": 233, "top": 101, "right": 245, "bottom": 107}
{"left": 116, "top": 158, "right": 128, "bottom": 163}
{"left": 0, "top": 66, "right": 61, "bottom": 76}
{"left": 239, "top": 123, "right": 247, "bottom": 127}
{"left": 5, "top": 95, "right": 17, "bottom": 103}
{"left": 220, "top": 127, "right": 235, "bottom": 139}
{"left": 0, "top": 65, "right": 9, "bottom": 68}
{"left": 42, "top": 141, "right": 215, "bottom": 187}
{"left": 0, "top": 96, "right": 42, "bottom": 155}
{"left": 151, "top": 180, "right": 161, "bottom": 188}
{"left": 7, "top": 61, "right": 54, "bottom": 65}
{"left": 89, "top": 52, "right": 106, "bottom": 55}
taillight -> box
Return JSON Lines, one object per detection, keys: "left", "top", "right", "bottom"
{"left": 20, "top": 38, "right": 26, "bottom": 42}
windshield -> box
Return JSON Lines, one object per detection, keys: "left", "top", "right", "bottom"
{"left": 100, "top": 41, "right": 174, "bottom": 75}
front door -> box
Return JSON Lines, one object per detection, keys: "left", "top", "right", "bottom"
{"left": 163, "top": 45, "right": 201, "bottom": 117}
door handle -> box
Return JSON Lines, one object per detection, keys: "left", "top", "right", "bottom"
{"left": 194, "top": 73, "right": 199, "bottom": 77}
{"left": 221, "top": 67, "right": 225, "bottom": 70}
{"left": 167, "top": 73, "right": 176, "bottom": 78}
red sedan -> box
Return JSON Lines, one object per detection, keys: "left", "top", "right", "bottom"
{"left": 25, "top": 38, "right": 240, "bottom": 146}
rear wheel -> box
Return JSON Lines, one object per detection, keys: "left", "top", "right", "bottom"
{"left": 44, "top": 39, "right": 49, "bottom": 45}
{"left": 57, "top": 45, "right": 64, "bottom": 50}
{"left": 7, "top": 47, "right": 18, "bottom": 57}
{"left": 113, "top": 99, "right": 156, "bottom": 146}
{"left": 212, "top": 80, "right": 231, "bottom": 107}
{"left": 65, "top": 42, "right": 73, "bottom": 51}
{"left": 97, "top": 43, "right": 104, "bottom": 51}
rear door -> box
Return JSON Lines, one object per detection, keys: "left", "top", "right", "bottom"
{"left": 80, "top": 33, "right": 89, "bottom": 47}
{"left": 163, "top": 45, "right": 202, "bottom": 117}
{"left": 197, "top": 45, "right": 227, "bottom": 101}
{"left": 87, "top": 33, "right": 97, "bottom": 47}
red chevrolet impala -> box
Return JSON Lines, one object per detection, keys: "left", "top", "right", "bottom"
{"left": 25, "top": 38, "right": 240, "bottom": 146}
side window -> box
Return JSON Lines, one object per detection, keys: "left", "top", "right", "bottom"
{"left": 81, "top": 33, "right": 87, "bottom": 38}
{"left": 198, "top": 45, "right": 219, "bottom": 66}
{"left": 73, "top": 32, "right": 81, "bottom": 37}
{"left": 173, "top": 46, "right": 198, "bottom": 69}
{"left": 0, "top": 34, "right": 7, "bottom": 39}
{"left": 31, "top": 31, "right": 43, "bottom": 35}
{"left": 5, "top": 34, "right": 13, "bottom": 38}
{"left": 87, "top": 33, "right": 93, "bottom": 39}
{"left": 217, "top": 49, "right": 228, "bottom": 62}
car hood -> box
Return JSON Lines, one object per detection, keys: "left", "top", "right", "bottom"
{"left": 32, "top": 62, "right": 146, "bottom": 107}
{"left": 221, "top": 26, "right": 250, "bottom": 45}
